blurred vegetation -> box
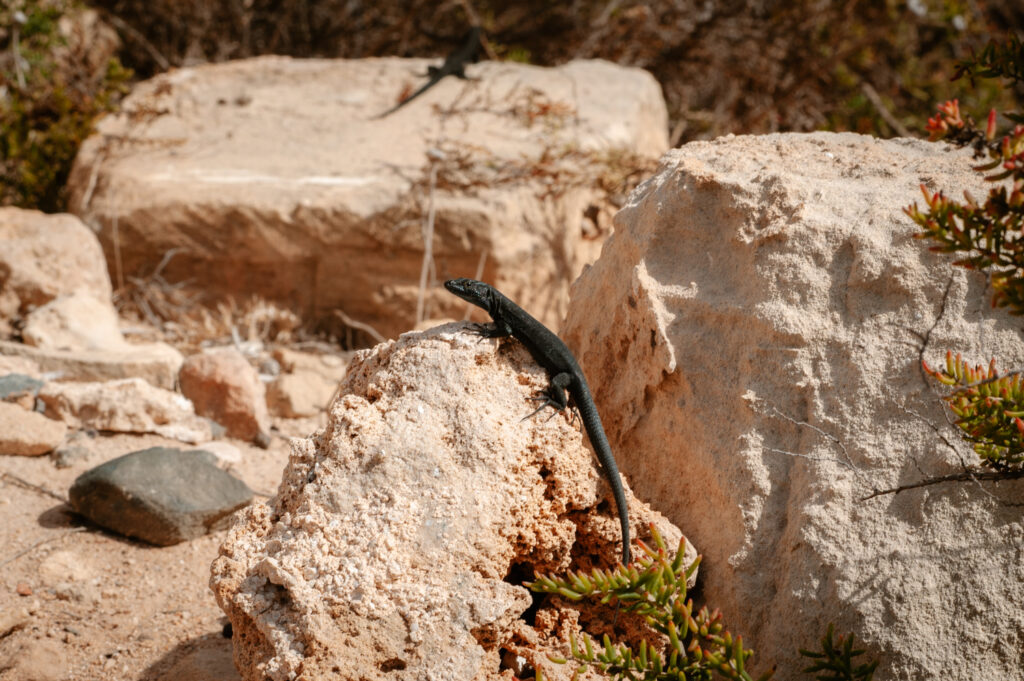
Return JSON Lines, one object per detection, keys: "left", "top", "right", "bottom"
{"left": 0, "top": 0, "right": 130, "bottom": 211}
{"left": 87, "top": 0, "right": 1023, "bottom": 142}
{"left": 3, "top": 0, "right": 1024, "bottom": 212}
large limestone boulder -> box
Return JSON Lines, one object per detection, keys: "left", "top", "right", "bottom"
{"left": 211, "top": 325, "right": 694, "bottom": 681}
{"left": 561, "top": 132, "right": 1024, "bottom": 679}
{"left": 68, "top": 57, "right": 667, "bottom": 338}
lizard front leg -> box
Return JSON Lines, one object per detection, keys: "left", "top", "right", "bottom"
{"left": 468, "top": 320, "right": 512, "bottom": 338}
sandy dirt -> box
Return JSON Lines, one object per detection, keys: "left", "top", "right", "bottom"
{"left": 0, "top": 416, "right": 323, "bottom": 681}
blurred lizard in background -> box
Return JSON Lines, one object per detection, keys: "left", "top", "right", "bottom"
{"left": 375, "top": 26, "right": 483, "bottom": 118}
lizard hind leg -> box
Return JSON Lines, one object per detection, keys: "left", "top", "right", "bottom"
{"left": 521, "top": 394, "right": 562, "bottom": 421}
{"left": 520, "top": 372, "right": 571, "bottom": 422}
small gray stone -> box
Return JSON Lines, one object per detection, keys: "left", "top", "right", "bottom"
{"left": 52, "top": 444, "right": 91, "bottom": 469}
{"left": 0, "top": 373, "right": 44, "bottom": 400}
{"left": 55, "top": 429, "right": 98, "bottom": 461}
{"left": 69, "top": 447, "right": 254, "bottom": 546}
{"left": 259, "top": 356, "right": 281, "bottom": 377}
{"left": 206, "top": 418, "right": 227, "bottom": 440}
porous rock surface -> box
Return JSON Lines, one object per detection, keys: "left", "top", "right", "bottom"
{"left": 211, "top": 325, "right": 693, "bottom": 681}
{"left": 562, "top": 131, "right": 1024, "bottom": 679}
{"left": 68, "top": 57, "right": 667, "bottom": 337}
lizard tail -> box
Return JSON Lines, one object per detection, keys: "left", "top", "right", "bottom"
{"left": 574, "top": 382, "right": 631, "bottom": 565}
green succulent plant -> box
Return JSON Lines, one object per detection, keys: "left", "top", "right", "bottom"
{"left": 527, "top": 524, "right": 771, "bottom": 681}
{"left": 799, "top": 624, "right": 878, "bottom": 681}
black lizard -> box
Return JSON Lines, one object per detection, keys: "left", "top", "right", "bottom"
{"left": 375, "top": 26, "right": 482, "bottom": 119}
{"left": 444, "top": 278, "right": 631, "bottom": 565}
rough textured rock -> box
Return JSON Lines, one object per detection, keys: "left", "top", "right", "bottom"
{"left": 0, "top": 401, "right": 67, "bottom": 456}
{"left": 22, "top": 289, "right": 129, "bottom": 351}
{"left": 211, "top": 325, "right": 694, "bottom": 681}
{"left": 0, "top": 339, "right": 183, "bottom": 390}
{"left": 39, "top": 377, "right": 212, "bottom": 444}
{"left": 70, "top": 447, "right": 254, "bottom": 546}
{"left": 0, "top": 207, "right": 112, "bottom": 319}
{"left": 562, "top": 132, "right": 1024, "bottom": 680}
{"left": 179, "top": 349, "right": 270, "bottom": 442}
{"left": 68, "top": 57, "right": 667, "bottom": 337}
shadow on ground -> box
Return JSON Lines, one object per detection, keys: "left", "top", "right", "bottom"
{"left": 139, "top": 630, "right": 240, "bottom": 681}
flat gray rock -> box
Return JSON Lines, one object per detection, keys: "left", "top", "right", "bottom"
{"left": 0, "top": 373, "right": 43, "bottom": 400}
{"left": 69, "top": 447, "right": 254, "bottom": 546}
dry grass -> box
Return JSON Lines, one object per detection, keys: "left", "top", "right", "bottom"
{"left": 114, "top": 252, "right": 300, "bottom": 352}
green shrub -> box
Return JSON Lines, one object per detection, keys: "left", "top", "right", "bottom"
{"left": 0, "top": 0, "right": 130, "bottom": 211}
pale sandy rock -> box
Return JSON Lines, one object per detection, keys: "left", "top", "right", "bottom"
{"left": 0, "top": 637, "right": 68, "bottom": 681}
{"left": 190, "top": 441, "right": 244, "bottom": 466}
{"left": 68, "top": 57, "right": 667, "bottom": 338}
{"left": 0, "top": 208, "right": 112, "bottom": 317}
{"left": 39, "top": 377, "right": 212, "bottom": 444}
{"left": 0, "top": 356, "right": 40, "bottom": 377}
{"left": 38, "top": 550, "right": 94, "bottom": 586}
{"left": 0, "top": 402, "right": 67, "bottom": 456}
{"left": 179, "top": 349, "right": 270, "bottom": 442}
{"left": 0, "top": 339, "right": 183, "bottom": 390}
{"left": 38, "top": 549, "right": 100, "bottom": 603}
{"left": 211, "top": 325, "right": 694, "bottom": 681}
{"left": 266, "top": 349, "right": 347, "bottom": 417}
{"left": 22, "top": 290, "right": 129, "bottom": 351}
{"left": 0, "top": 608, "right": 28, "bottom": 639}
{"left": 562, "top": 131, "right": 1024, "bottom": 680}
{"left": 271, "top": 348, "right": 348, "bottom": 378}
{"left": 266, "top": 371, "right": 337, "bottom": 418}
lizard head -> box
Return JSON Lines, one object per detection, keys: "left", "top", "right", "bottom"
{"left": 444, "top": 278, "right": 495, "bottom": 313}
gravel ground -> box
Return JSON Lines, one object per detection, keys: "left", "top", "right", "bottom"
{"left": 0, "top": 417, "right": 321, "bottom": 681}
